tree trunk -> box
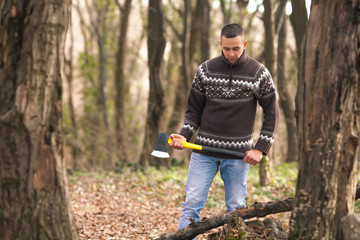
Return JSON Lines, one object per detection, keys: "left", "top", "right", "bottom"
{"left": 289, "top": 0, "right": 307, "bottom": 151}
{"left": 95, "top": 1, "right": 113, "bottom": 166}
{"left": 260, "top": 0, "right": 275, "bottom": 186}
{"left": 114, "top": 0, "right": 132, "bottom": 164}
{"left": 220, "top": 0, "right": 233, "bottom": 24}
{"left": 289, "top": 0, "right": 308, "bottom": 55}
{"left": 64, "top": 7, "right": 82, "bottom": 169}
{"left": 64, "top": 15, "right": 77, "bottom": 134}
{"left": 289, "top": 1, "right": 360, "bottom": 239}
{"left": 201, "top": 0, "right": 210, "bottom": 62}
{"left": 167, "top": 1, "right": 192, "bottom": 137}
{"left": 277, "top": 15, "right": 298, "bottom": 162}
{"left": 75, "top": 1, "right": 101, "bottom": 167}
{"left": 140, "top": 0, "right": 167, "bottom": 167}
{"left": 0, "top": 0, "right": 78, "bottom": 239}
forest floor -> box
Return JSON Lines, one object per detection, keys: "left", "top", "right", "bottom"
{"left": 68, "top": 162, "right": 299, "bottom": 240}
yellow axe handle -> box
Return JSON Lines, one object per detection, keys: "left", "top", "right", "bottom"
{"left": 167, "top": 138, "right": 203, "bottom": 150}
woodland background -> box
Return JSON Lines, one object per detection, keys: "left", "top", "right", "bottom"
{"left": 62, "top": 0, "right": 308, "bottom": 170}
{"left": 1, "top": 0, "right": 359, "bottom": 239}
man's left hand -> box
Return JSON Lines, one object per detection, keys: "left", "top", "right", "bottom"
{"left": 244, "top": 149, "right": 263, "bottom": 165}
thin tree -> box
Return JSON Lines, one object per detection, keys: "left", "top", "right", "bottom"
{"left": 0, "top": 0, "right": 78, "bottom": 239}
{"left": 289, "top": 0, "right": 308, "bottom": 56}
{"left": 276, "top": 6, "right": 298, "bottom": 162}
{"left": 64, "top": 2, "right": 82, "bottom": 168}
{"left": 201, "top": 0, "right": 210, "bottom": 62}
{"left": 189, "top": 0, "right": 202, "bottom": 67}
{"left": 139, "top": 0, "right": 167, "bottom": 167}
{"left": 84, "top": 0, "right": 114, "bottom": 166}
{"left": 220, "top": 0, "right": 233, "bottom": 24}
{"left": 114, "top": 0, "right": 132, "bottom": 164}
{"left": 74, "top": 0, "right": 100, "bottom": 167}
{"left": 259, "top": 0, "right": 275, "bottom": 186}
{"left": 289, "top": 0, "right": 359, "bottom": 239}
{"left": 165, "top": 1, "right": 192, "bottom": 135}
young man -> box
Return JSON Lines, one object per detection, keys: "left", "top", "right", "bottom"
{"left": 169, "top": 23, "right": 280, "bottom": 231}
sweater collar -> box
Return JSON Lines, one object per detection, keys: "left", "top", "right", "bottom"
{"left": 220, "top": 50, "right": 249, "bottom": 68}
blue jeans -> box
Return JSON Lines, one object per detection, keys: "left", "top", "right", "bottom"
{"left": 178, "top": 152, "right": 250, "bottom": 231}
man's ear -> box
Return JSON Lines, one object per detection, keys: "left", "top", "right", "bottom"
{"left": 219, "top": 40, "right": 222, "bottom": 47}
{"left": 244, "top": 40, "right": 248, "bottom": 48}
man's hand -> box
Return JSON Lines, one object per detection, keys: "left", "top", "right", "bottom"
{"left": 169, "top": 134, "right": 187, "bottom": 150}
{"left": 244, "top": 149, "right": 263, "bottom": 165}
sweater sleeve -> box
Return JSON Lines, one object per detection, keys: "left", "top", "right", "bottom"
{"left": 254, "top": 67, "right": 280, "bottom": 155}
{"left": 179, "top": 64, "right": 206, "bottom": 141}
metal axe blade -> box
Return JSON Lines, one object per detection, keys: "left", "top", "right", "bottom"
{"left": 151, "top": 132, "right": 171, "bottom": 158}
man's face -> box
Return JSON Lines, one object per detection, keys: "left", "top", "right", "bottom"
{"left": 220, "top": 35, "right": 247, "bottom": 62}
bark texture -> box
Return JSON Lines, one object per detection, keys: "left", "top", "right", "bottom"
{"left": 289, "top": 0, "right": 360, "bottom": 239}
{"left": 0, "top": 0, "right": 78, "bottom": 239}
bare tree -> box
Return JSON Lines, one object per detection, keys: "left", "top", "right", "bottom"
{"left": 165, "top": 1, "right": 192, "bottom": 133}
{"left": 64, "top": 7, "right": 78, "bottom": 134}
{"left": 85, "top": 0, "right": 110, "bottom": 133}
{"left": 289, "top": 0, "right": 308, "bottom": 55}
{"left": 289, "top": 0, "right": 359, "bottom": 239}
{"left": 278, "top": 18, "right": 298, "bottom": 163}
{"left": 74, "top": 1, "right": 101, "bottom": 167}
{"left": 276, "top": 3, "right": 298, "bottom": 162}
{"left": 259, "top": 0, "right": 276, "bottom": 186}
{"left": 84, "top": 0, "right": 114, "bottom": 166}
{"left": 201, "top": 0, "right": 210, "bottom": 62}
{"left": 114, "top": 0, "right": 132, "bottom": 164}
{"left": 139, "top": 0, "right": 167, "bottom": 167}
{"left": 220, "top": 0, "right": 233, "bottom": 24}
{"left": 64, "top": 1, "right": 82, "bottom": 169}
{"left": 0, "top": 0, "right": 78, "bottom": 239}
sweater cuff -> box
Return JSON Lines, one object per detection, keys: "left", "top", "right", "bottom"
{"left": 254, "top": 139, "right": 273, "bottom": 155}
{"left": 179, "top": 127, "right": 193, "bottom": 142}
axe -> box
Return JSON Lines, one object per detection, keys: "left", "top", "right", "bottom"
{"left": 151, "top": 132, "right": 268, "bottom": 160}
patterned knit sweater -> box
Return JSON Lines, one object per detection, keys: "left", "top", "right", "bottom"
{"left": 179, "top": 51, "right": 280, "bottom": 158}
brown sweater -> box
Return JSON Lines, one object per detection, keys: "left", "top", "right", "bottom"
{"left": 179, "top": 51, "right": 280, "bottom": 158}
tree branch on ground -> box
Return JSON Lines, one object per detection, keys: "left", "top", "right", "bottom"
{"left": 157, "top": 184, "right": 360, "bottom": 240}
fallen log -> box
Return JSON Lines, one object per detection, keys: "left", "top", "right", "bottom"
{"left": 156, "top": 198, "right": 293, "bottom": 240}
{"left": 157, "top": 184, "right": 360, "bottom": 240}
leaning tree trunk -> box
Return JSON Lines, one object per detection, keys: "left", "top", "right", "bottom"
{"left": 139, "top": 0, "right": 167, "bottom": 167}
{"left": 0, "top": 1, "right": 78, "bottom": 239}
{"left": 114, "top": 0, "right": 132, "bottom": 164}
{"left": 289, "top": 1, "right": 359, "bottom": 239}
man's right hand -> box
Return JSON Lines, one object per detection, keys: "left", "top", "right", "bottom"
{"left": 169, "top": 134, "right": 187, "bottom": 150}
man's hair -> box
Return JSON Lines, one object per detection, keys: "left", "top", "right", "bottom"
{"left": 220, "top": 23, "right": 244, "bottom": 39}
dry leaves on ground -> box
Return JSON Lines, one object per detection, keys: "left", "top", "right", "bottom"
{"left": 68, "top": 166, "right": 295, "bottom": 240}
{"left": 68, "top": 168, "right": 227, "bottom": 240}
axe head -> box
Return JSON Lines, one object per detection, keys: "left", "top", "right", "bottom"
{"left": 151, "top": 132, "right": 170, "bottom": 158}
